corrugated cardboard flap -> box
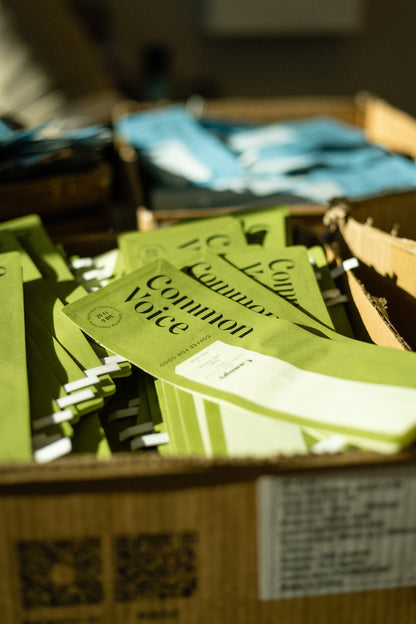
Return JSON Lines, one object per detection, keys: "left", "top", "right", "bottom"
{"left": 325, "top": 200, "right": 416, "bottom": 349}
{"left": 1, "top": 449, "right": 416, "bottom": 490}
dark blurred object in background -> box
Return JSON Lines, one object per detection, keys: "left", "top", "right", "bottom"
{"left": 0, "top": 0, "right": 121, "bottom": 127}
{"left": 140, "top": 43, "right": 173, "bottom": 102}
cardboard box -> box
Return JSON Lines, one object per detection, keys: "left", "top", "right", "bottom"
{"left": 325, "top": 191, "right": 416, "bottom": 350}
{"left": 3, "top": 450, "right": 416, "bottom": 624}
{"left": 3, "top": 218, "right": 416, "bottom": 624}
{"left": 0, "top": 161, "right": 113, "bottom": 237}
{"left": 112, "top": 92, "right": 416, "bottom": 227}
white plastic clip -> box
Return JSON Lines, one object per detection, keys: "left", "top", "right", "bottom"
{"left": 80, "top": 268, "right": 107, "bottom": 282}
{"left": 119, "top": 421, "right": 154, "bottom": 442}
{"left": 33, "top": 437, "right": 73, "bottom": 463}
{"left": 330, "top": 257, "right": 359, "bottom": 279}
{"left": 69, "top": 257, "right": 94, "bottom": 270}
{"left": 56, "top": 388, "right": 95, "bottom": 409}
{"left": 32, "top": 432, "right": 60, "bottom": 447}
{"left": 63, "top": 374, "right": 100, "bottom": 393}
{"left": 128, "top": 397, "right": 140, "bottom": 408}
{"left": 130, "top": 431, "right": 169, "bottom": 451}
{"left": 32, "top": 408, "right": 73, "bottom": 431}
{"left": 311, "top": 434, "right": 347, "bottom": 455}
{"left": 107, "top": 407, "right": 139, "bottom": 423}
{"left": 84, "top": 362, "right": 122, "bottom": 377}
{"left": 100, "top": 354, "right": 129, "bottom": 365}
{"left": 326, "top": 294, "right": 349, "bottom": 307}
{"left": 321, "top": 288, "right": 342, "bottom": 300}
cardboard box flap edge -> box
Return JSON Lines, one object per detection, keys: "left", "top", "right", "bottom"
{"left": 328, "top": 205, "right": 416, "bottom": 298}
{"left": 361, "top": 92, "right": 416, "bottom": 159}
{"left": 1, "top": 449, "right": 416, "bottom": 489}
{"left": 325, "top": 201, "right": 416, "bottom": 349}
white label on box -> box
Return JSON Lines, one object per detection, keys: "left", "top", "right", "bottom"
{"left": 257, "top": 466, "right": 416, "bottom": 600}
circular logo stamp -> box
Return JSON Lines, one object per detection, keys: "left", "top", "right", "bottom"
{"left": 87, "top": 305, "right": 122, "bottom": 328}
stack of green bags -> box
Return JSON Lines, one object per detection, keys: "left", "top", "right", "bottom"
{"left": 0, "top": 215, "right": 132, "bottom": 463}
{"left": 64, "top": 207, "right": 416, "bottom": 459}
{"left": 3, "top": 207, "right": 416, "bottom": 463}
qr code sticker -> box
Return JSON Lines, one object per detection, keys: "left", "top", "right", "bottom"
{"left": 17, "top": 537, "right": 104, "bottom": 609}
{"left": 114, "top": 532, "right": 198, "bottom": 601}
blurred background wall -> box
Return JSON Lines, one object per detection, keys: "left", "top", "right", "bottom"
{"left": 67, "top": 0, "right": 416, "bottom": 115}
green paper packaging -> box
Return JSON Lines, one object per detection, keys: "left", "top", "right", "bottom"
{"left": 118, "top": 214, "right": 247, "bottom": 272}
{"left": 26, "top": 334, "right": 74, "bottom": 463}
{"left": 154, "top": 380, "right": 186, "bottom": 456}
{"left": 236, "top": 204, "right": 290, "bottom": 248}
{"left": 164, "top": 381, "right": 309, "bottom": 458}
{"left": 0, "top": 214, "right": 87, "bottom": 305}
{"left": 0, "top": 229, "right": 114, "bottom": 401}
{"left": 142, "top": 373, "right": 160, "bottom": 422}
{"left": 26, "top": 309, "right": 105, "bottom": 419}
{"left": 164, "top": 381, "right": 191, "bottom": 455}
{"left": 123, "top": 241, "right": 340, "bottom": 340}
{"left": 0, "top": 213, "right": 110, "bottom": 311}
{"left": 153, "top": 380, "right": 174, "bottom": 456}
{"left": 110, "top": 246, "right": 127, "bottom": 282}
{"left": 98, "top": 368, "right": 143, "bottom": 453}
{"left": 63, "top": 258, "right": 416, "bottom": 447}
{"left": 173, "top": 388, "right": 212, "bottom": 457}
{"left": 117, "top": 210, "right": 337, "bottom": 336}
{"left": 117, "top": 368, "right": 156, "bottom": 444}
{"left": 203, "top": 396, "right": 308, "bottom": 457}
{"left": 27, "top": 329, "right": 110, "bottom": 460}
{"left": 28, "top": 361, "right": 74, "bottom": 443}
{"left": 0, "top": 215, "right": 124, "bottom": 386}
{"left": 70, "top": 248, "right": 120, "bottom": 292}
{"left": 175, "top": 387, "right": 206, "bottom": 457}
{"left": 0, "top": 252, "right": 31, "bottom": 461}
{"left": 308, "top": 244, "right": 355, "bottom": 338}
{"left": 178, "top": 249, "right": 338, "bottom": 340}
{"left": 98, "top": 366, "right": 163, "bottom": 454}
{"left": 303, "top": 426, "right": 404, "bottom": 456}
{"left": 117, "top": 225, "right": 347, "bottom": 455}
{"left": 71, "top": 411, "right": 111, "bottom": 458}
{"left": 26, "top": 331, "right": 76, "bottom": 428}
{"left": 203, "top": 399, "right": 228, "bottom": 456}
{"left": 89, "top": 342, "right": 132, "bottom": 378}
{"left": 172, "top": 247, "right": 351, "bottom": 458}
{"left": 224, "top": 245, "right": 334, "bottom": 329}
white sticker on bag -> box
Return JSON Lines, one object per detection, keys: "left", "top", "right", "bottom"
{"left": 175, "top": 340, "right": 416, "bottom": 440}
